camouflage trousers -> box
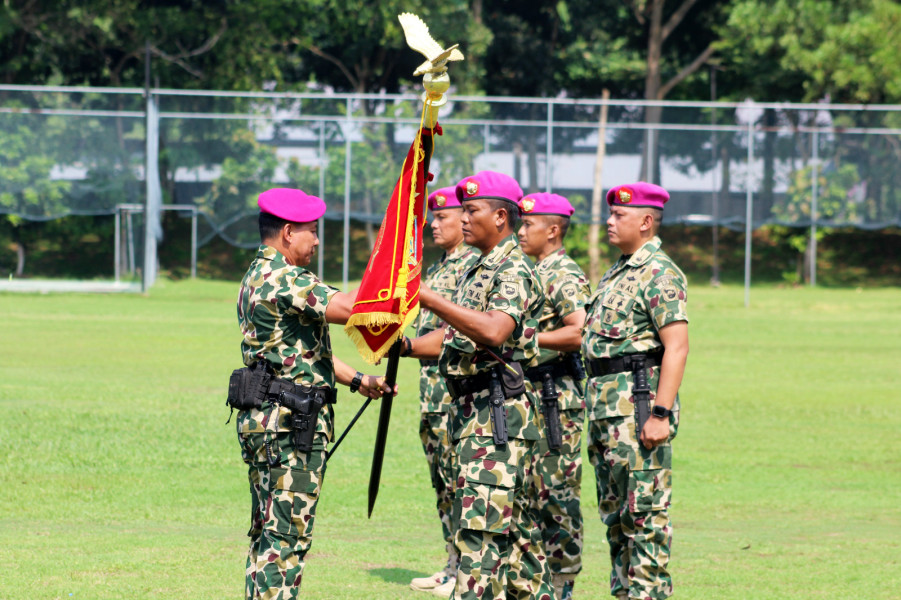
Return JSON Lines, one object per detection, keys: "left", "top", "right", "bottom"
{"left": 452, "top": 436, "right": 555, "bottom": 600}
{"left": 239, "top": 430, "right": 327, "bottom": 600}
{"left": 530, "top": 407, "right": 585, "bottom": 578}
{"left": 420, "top": 411, "right": 460, "bottom": 569}
{"left": 585, "top": 412, "right": 678, "bottom": 600}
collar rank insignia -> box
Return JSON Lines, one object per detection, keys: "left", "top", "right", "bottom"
{"left": 618, "top": 188, "right": 633, "bottom": 203}
{"left": 436, "top": 194, "right": 446, "bottom": 207}
{"left": 521, "top": 197, "right": 535, "bottom": 212}
{"left": 465, "top": 180, "right": 479, "bottom": 196}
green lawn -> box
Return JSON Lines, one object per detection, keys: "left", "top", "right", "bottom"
{"left": 0, "top": 280, "right": 899, "bottom": 599}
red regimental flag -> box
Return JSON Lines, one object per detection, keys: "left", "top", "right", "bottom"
{"left": 344, "top": 123, "right": 438, "bottom": 364}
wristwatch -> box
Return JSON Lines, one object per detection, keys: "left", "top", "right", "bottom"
{"left": 651, "top": 404, "right": 673, "bottom": 419}
{"left": 349, "top": 371, "right": 364, "bottom": 394}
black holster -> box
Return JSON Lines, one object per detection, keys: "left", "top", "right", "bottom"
{"left": 277, "top": 389, "right": 325, "bottom": 453}
{"left": 488, "top": 369, "right": 509, "bottom": 446}
{"left": 539, "top": 370, "right": 563, "bottom": 450}
{"left": 632, "top": 356, "right": 651, "bottom": 440}
{"left": 566, "top": 352, "right": 586, "bottom": 396}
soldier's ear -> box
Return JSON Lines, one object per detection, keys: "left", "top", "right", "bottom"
{"left": 639, "top": 212, "right": 654, "bottom": 232}
{"left": 282, "top": 222, "right": 295, "bottom": 243}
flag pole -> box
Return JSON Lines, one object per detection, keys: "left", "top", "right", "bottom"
{"left": 364, "top": 12, "right": 461, "bottom": 517}
{"left": 367, "top": 340, "right": 402, "bottom": 517}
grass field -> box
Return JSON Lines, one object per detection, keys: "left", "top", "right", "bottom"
{"left": 1, "top": 279, "right": 899, "bottom": 600}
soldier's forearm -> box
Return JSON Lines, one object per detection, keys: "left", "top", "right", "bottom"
{"left": 655, "top": 321, "right": 689, "bottom": 410}
{"left": 537, "top": 325, "right": 583, "bottom": 352}
{"left": 424, "top": 292, "right": 514, "bottom": 347}
{"left": 409, "top": 328, "right": 445, "bottom": 359}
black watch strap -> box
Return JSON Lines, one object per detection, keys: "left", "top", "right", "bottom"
{"left": 349, "top": 371, "right": 364, "bottom": 394}
{"left": 651, "top": 404, "right": 672, "bottom": 419}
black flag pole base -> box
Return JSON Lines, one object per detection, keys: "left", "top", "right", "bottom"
{"left": 367, "top": 339, "right": 402, "bottom": 518}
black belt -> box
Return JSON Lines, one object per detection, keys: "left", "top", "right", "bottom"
{"left": 419, "top": 359, "right": 438, "bottom": 368}
{"left": 524, "top": 358, "right": 570, "bottom": 384}
{"left": 446, "top": 370, "right": 494, "bottom": 400}
{"left": 585, "top": 350, "right": 663, "bottom": 378}
{"left": 266, "top": 378, "right": 337, "bottom": 404}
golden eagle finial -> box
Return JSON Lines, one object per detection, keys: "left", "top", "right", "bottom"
{"left": 398, "top": 12, "right": 464, "bottom": 76}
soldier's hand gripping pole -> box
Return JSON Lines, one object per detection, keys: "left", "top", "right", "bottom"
{"left": 540, "top": 370, "right": 563, "bottom": 450}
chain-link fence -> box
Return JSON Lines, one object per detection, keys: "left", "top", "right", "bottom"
{"left": 2, "top": 85, "right": 900, "bottom": 291}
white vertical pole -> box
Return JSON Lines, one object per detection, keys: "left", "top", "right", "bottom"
{"left": 318, "top": 120, "right": 326, "bottom": 280}
{"left": 114, "top": 207, "right": 121, "bottom": 283}
{"left": 484, "top": 123, "right": 490, "bottom": 162}
{"left": 143, "top": 92, "right": 161, "bottom": 292}
{"left": 810, "top": 130, "right": 819, "bottom": 287}
{"left": 343, "top": 99, "right": 352, "bottom": 292}
{"left": 744, "top": 121, "right": 755, "bottom": 308}
{"left": 546, "top": 101, "right": 553, "bottom": 192}
{"left": 190, "top": 209, "right": 197, "bottom": 279}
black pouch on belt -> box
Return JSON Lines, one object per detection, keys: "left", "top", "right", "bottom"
{"left": 497, "top": 361, "right": 526, "bottom": 397}
{"left": 226, "top": 361, "right": 269, "bottom": 410}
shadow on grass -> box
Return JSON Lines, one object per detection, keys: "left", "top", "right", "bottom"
{"left": 369, "top": 567, "right": 423, "bottom": 585}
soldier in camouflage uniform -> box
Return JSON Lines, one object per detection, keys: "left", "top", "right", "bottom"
{"left": 516, "top": 193, "right": 590, "bottom": 600}
{"left": 581, "top": 183, "right": 689, "bottom": 600}
{"left": 234, "top": 188, "right": 392, "bottom": 600}
{"left": 410, "top": 186, "right": 479, "bottom": 596}
{"left": 402, "top": 172, "right": 554, "bottom": 600}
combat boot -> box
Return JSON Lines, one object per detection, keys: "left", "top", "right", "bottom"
{"left": 552, "top": 574, "right": 576, "bottom": 600}
{"left": 429, "top": 576, "right": 456, "bottom": 598}
{"left": 410, "top": 564, "right": 454, "bottom": 592}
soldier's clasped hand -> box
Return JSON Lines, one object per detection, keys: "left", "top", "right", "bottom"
{"left": 358, "top": 375, "right": 396, "bottom": 399}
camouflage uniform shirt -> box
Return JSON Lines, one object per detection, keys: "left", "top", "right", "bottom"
{"left": 236, "top": 244, "right": 340, "bottom": 440}
{"left": 439, "top": 234, "right": 544, "bottom": 440}
{"left": 414, "top": 242, "right": 478, "bottom": 412}
{"left": 582, "top": 236, "right": 688, "bottom": 421}
{"left": 533, "top": 247, "right": 591, "bottom": 410}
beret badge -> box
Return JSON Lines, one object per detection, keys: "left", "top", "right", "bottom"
{"left": 465, "top": 180, "right": 479, "bottom": 196}
{"left": 435, "top": 194, "right": 446, "bottom": 207}
{"left": 521, "top": 197, "right": 535, "bottom": 213}
{"left": 618, "top": 188, "right": 633, "bottom": 204}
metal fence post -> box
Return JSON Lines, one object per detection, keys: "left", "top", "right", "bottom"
{"left": 191, "top": 208, "right": 197, "bottom": 279}
{"left": 343, "top": 99, "right": 352, "bottom": 291}
{"left": 810, "top": 129, "right": 819, "bottom": 287}
{"left": 318, "top": 119, "right": 326, "bottom": 280}
{"left": 744, "top": 120, "right": 755, "bottom": 308}
{"left": 114, "top": 207, "right": 121, "bottom": 283}
{"left": 546, "top": 101, "right": 553, "bottom": 192}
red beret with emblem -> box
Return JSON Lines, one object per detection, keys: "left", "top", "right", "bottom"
{"left": 258, "top": 188, "right": 327, "bottom": 222}
{"left": 455, "top": 171, "right": 523, "bottom": 206}
{"left": 606, "top": 182, "right": 669, "bottom": 210}
{"left": 428, "top": 186, "right": 462, "bottom": 211}
{"left": 519, "top": 192, "right": 575, "bottom": 217}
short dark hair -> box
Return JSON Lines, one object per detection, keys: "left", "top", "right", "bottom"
{"left": 550, "top": 215, "right": 570, "bottom": 240}
{"left": 259, "top": 211, "right": 291, "bottom": 242}
{"left": 484, "top": 198, "right": 519, "bottom": 231}
{"left": 644, "top": 207, "right": 663, "bottom": 235}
